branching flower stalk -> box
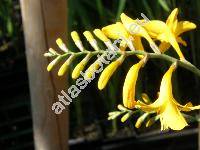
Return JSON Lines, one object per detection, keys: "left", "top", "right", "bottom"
{"left": 44, "top": 8, "right": 200, "bottom": 131}
{"left": 45, "top": 50, "right": 200, "bottom": 77}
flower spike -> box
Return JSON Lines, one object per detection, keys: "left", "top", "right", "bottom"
{"left": 43, "top": 10, "right": 200, "bottom": 131}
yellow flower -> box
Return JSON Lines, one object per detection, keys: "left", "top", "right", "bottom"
{"left": 160, "top": 8, "right": 196, "bottom": 53}
{"left": 143, "top": 8, "right": 196, "bottom": 60}
{"left": 102, "top": 22, "right": 144, "bottom": 58}
{"left": 98, "top": 56, "right": 125, "bottom": 90}
{"left": 102, "top": 22, "right": 130, "bottom": 40}
{"left": 120, "top": 13, "right": 160, "bottom": 54}
{"left": 123, "top": 58, "right": 145, "bottom": 109}
{"left": 136, "top": 64, "right": 200, "bottom": 130}
{"left": 102, "top": 22, "right": 135, "bottom": 51}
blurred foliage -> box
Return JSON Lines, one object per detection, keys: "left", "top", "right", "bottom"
{"left": 68, "top": 0, "right": 200, "bottom": 139}
{"left": 0, "top": 0, "right": 24, "bottom": 72}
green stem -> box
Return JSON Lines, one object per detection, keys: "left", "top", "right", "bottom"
{"left": 57, "top": 50, "right": 200, "bottom": 77}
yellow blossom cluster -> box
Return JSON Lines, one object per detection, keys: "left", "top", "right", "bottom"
{"left": 44, "top": 8, "right": 200, "bottom": 131}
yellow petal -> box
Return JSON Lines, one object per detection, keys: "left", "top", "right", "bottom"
{"left": 137, "top": 64, "right": 194, "bottom": 131}
{"left": 72, "top": 54, "right": 91, "bottom": 79}
{"left": 133, "top": 36, "right": 144, "bottom": 59}
{"left": 159, "top": 42, "right": 171, "bottom": 53}
{"left": 143, "top": 20, "right": 168, "bottom": 38}
{"left": 136, "top": 64, "right": 176, "bottom": 112}
{"left": 98, "top": 56, "right": 124, "bottom": 90}
{"left": 166, "top": 32, "right": 185, "bottom": 59}
{"left": 93, "top": 29, "right": 109, "bottom": 42}
{"left": 175, "top": 21, "right": 196, "bottom": 36}
{"left": 133, "top": 36, "right": 144, "bottom": 51}
{"left": 166, "top": 8, "right": 178, "bottom": 29}
{"left": 160, "top": 64, "right": 176, "bottom": 96}
{"left": 102, "top": 22, "right": 130, "bottom": 39}
{"left": 159, "top": 64, "right": 188, "bottom": 130}
{"left": 160, "top": 99, "right": 188, "bottom": 130}
{"left": 120, "top": 13, "right": 160, "bottom": 53}
{"left": 123, "top": 59, "right": 144, "bottom": 109}
{"left": 172, "top": 99, "right": 200, "bottom": 112}
{"left": 136, "top": 99, "right": 162, "bottom": 112}
{"left": 176, "top": 37, "right": 187, "bottom": 46}
{"left": 156, "top": 30, "right": 185, "bottom": 59}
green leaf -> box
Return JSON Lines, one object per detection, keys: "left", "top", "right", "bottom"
{"left": 7, "top": 18, "right": 13, "bottom": 36}
{"left": 158, "top": 0, "right": 170, "bottom": 12}
{"left": 115, "top": 0, "right": 126, "bottom": 21}
{"left": 96, "top": 0, "right": 104, "bottom": 21}
{"left": 142, "top": 0, "right": 154, "bottom": 19}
